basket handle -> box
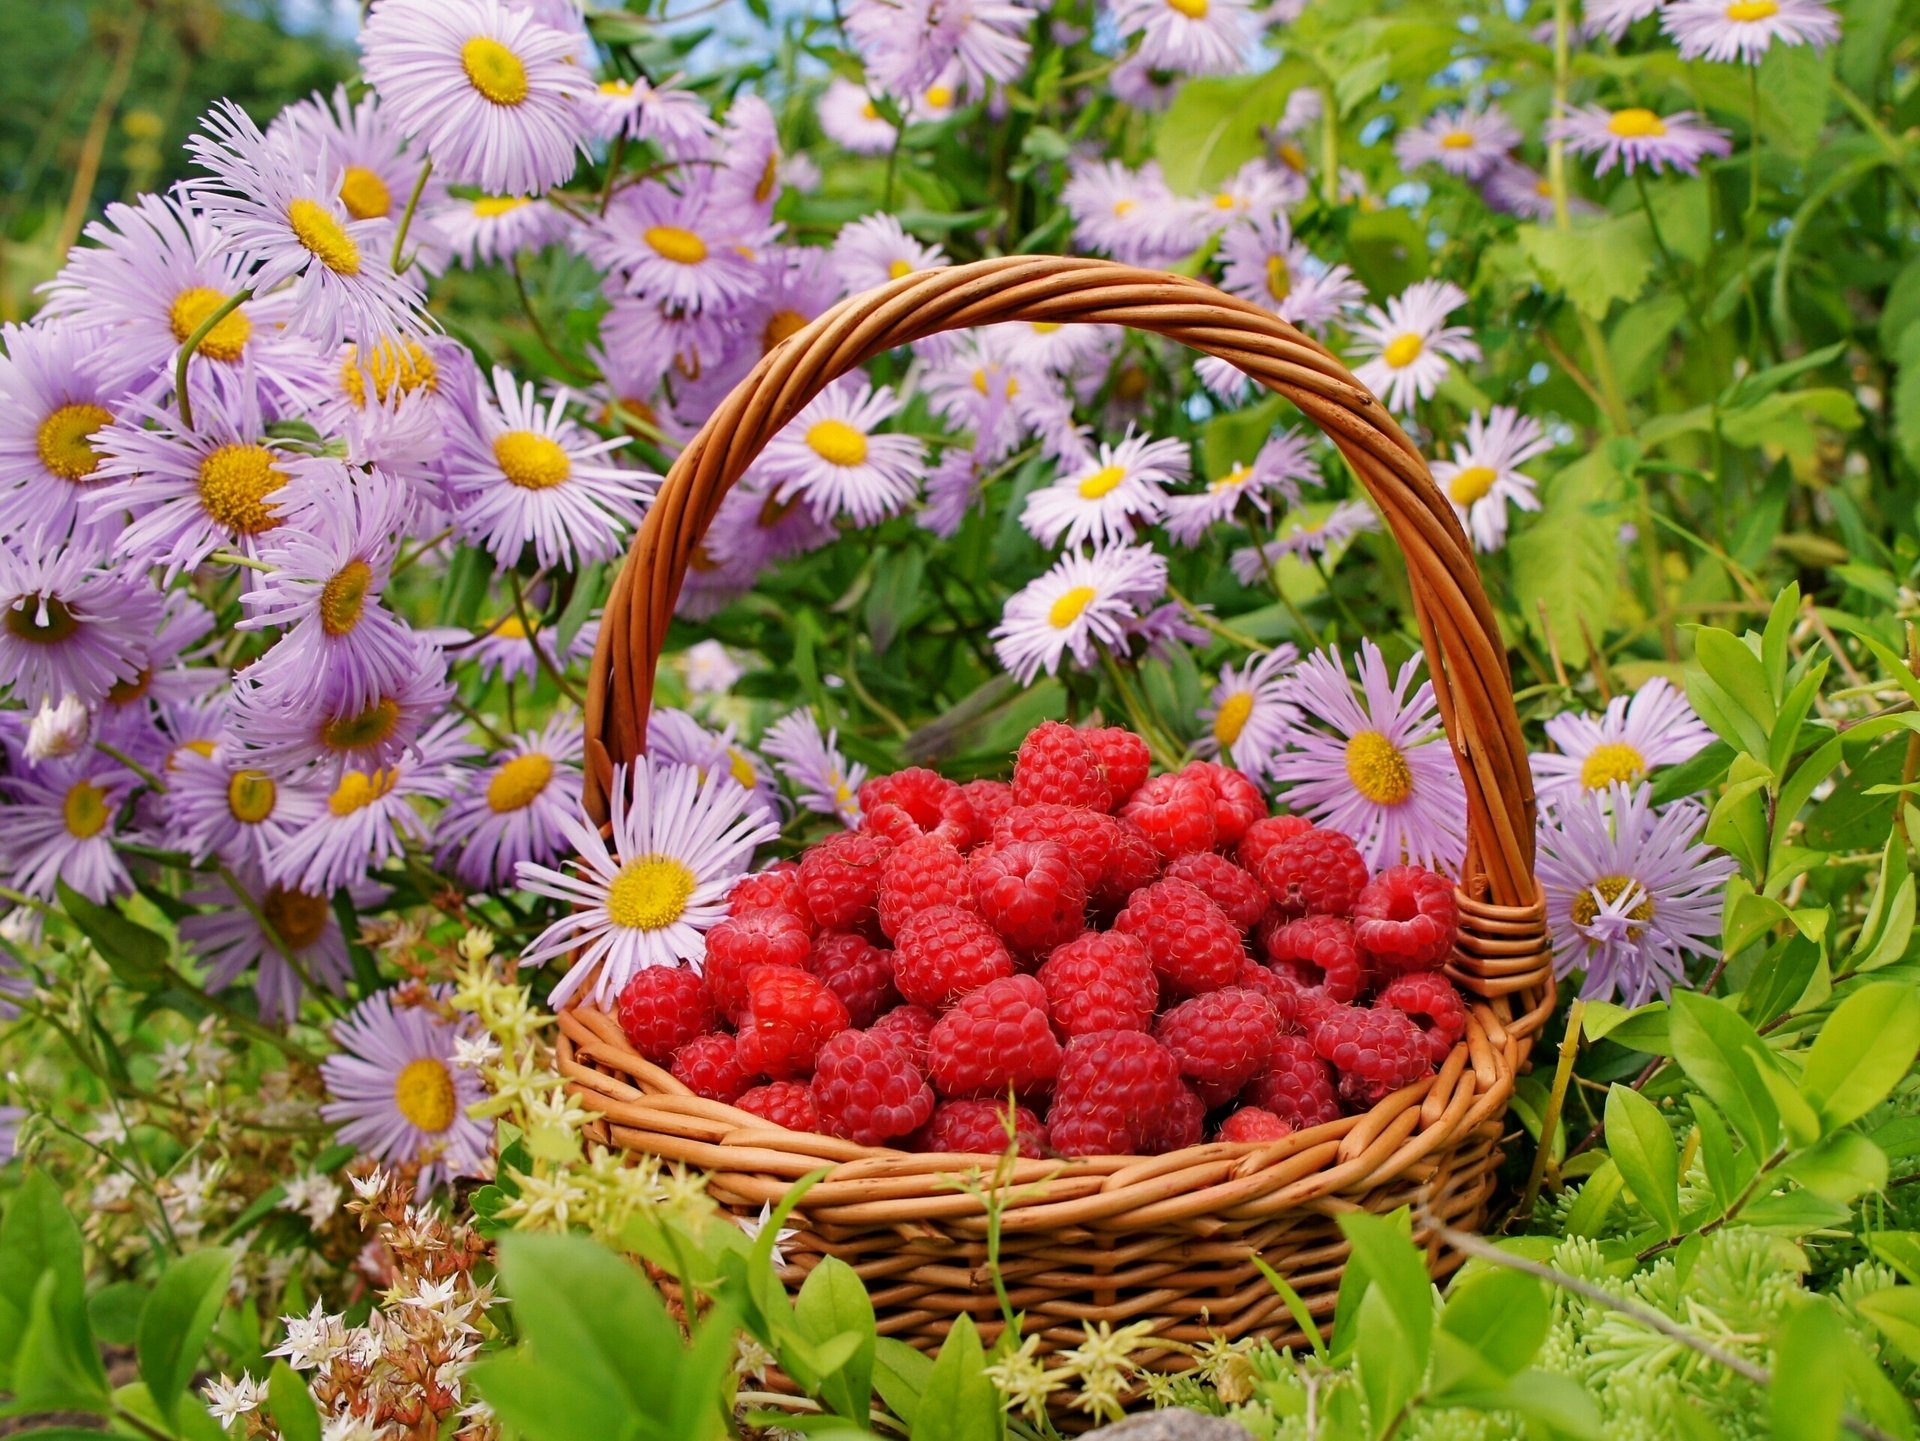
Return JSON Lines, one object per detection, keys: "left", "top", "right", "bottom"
{"left": 584, "top": 256, "right": 1538, "bottom": 906}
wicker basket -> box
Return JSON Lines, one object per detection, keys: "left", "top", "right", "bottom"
{"left": 558, "top": 256, "right": 1556, "bottom": 1371}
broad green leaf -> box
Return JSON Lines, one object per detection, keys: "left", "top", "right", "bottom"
{"left": 1605, "top": 1085, "right": 1681, "bottom": 1239}
{"left": 4, "top": 1272, "right": 109, "bottom": 1418}
{"left": 267, "top": 1362, "right": 320, "bottom": 1441}
{"left": 1856, "top": 1286, "right": 1920, "bottom": 1366}
{"left": 0, "top": 1172, "right": 97, "bottom": 1393}
{"left": 1737, "top": 1190, "right": 1852, "bottom": 1234}
{"left": 1509, "top": 498, "right": 1619, "bottom": 670}
{"left": 1153, "top": 62, "right": 1317, "bottom": 192}
{"left": 791, "top": 1257, "right": 876, "bottom": 1422}
{"left": 468, "top": 1353, "right": 622, "bottom": 1441}
{"left": 1781, "top": 1133, "right": 1888, "bottom": 1204}
{"left": 1563, "top": 1158, "right": 1624, "bottom": 1237}
{"left": 911, "top": 1315, "right": 1003, "bottom": 1441}
{"left": 137, "top": 1247, "right": 234, "bottom": 1426}
{"left": 1745, "top": 935, "right": 1823, "bottom": 1027}
{"left": 1692, "top": 1099, "right": 1747, "bottom": 1213}
{"left": 1438, "top": 1268, "right": 1548, "bottom": 1378}
{"left": 1354, "top": 1286, "right": 1420, "bottom": 1441}
{"left": 1691, "top": 628, "right": 1774, "bottom": 731}
{"left": 1773, "top": 1303, "right": 1849, "bottom": 1441}
{"left": 1335, "top": 1212, "right": 1433, "bottom": 1376}
{"left": 657, "top": 1304, "right": 740, "bottom": 1441}
{"left": 1800, "top": 981, "right": 1920, "bottom": 1128}
{"left": 1668, "top": 992, "right": 1780, "bottom": 1157}
{"left": 54, "top": 881, "right": 171, "bottom": 991}
{"left": 1873, "top": 1233, "right": 1920, "bottom": 1286}
{"left": 1517, "top": 214, "right": 1653, "bottom": 319}
{"left": 872, "top": 1336, "right": 934, "bottom": 1430}
{"left": 1760, "top": 583, "right": 1801, "bottom": 699}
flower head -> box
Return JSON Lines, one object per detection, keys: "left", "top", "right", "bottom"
{"left": 586, "top": 73, "right": 715, "bottom": 156}
{"left": 0, "top": 751, "right": 134, "bottom": 903}
{"left": 1061, "top": 159, "right": 1182, "bottom": 266}
{"left": 584, "top": 178, "right": 778, "bottom": 314}
{"left": 819, "top": 78, "right": 898, "bottom": 155}
{"left": 759, "top": 379, "right": 925, "bottom": 527}
{"left": 1021, "top": 428, "right": 1187, "bottom": 549}
{"left": 762, "top": 709, "right": 866, "bottom": 827}
{"left": 1549, "top": 104, "right": 1733, "bottom": 177}
{"left": 991, "top": 542, "right": 1168, "bottom": 685}
{"left": 1532, "top": 677, "right": 1716, "bottom": 805}
{"left": 1394, "top": 104, "right": 1520, "bottom": 180}
{"left": 0, "top": 323, "right": 131, "bottom": 549}
{"left": 1349, "top": 280, "right": 1480, "bottom": 414}
{"left": 1430, "top": 405, "right": 1552, "bottom": 551}
{"left": 436, "top": 712, "right": 585, "bottom": 890}
{"left": 1218, "top": 213, "right": 1367, "bottom": 332}
{"left": 1110, "top": 0, "right": 1253, "bottom": 75}
{"left": 846, "top": 0, "right": 1032, "bottom": 97}
{"left": 179, "top": 864, "right": 362, "bottom": 1021}
{"left": 1660, "top": 0, "right": 1838, "bottom": 62}
{"left": 166, "top": 740, "right": 328, "bottom": 880}
{"left": 431, "top": 193, "right": 569, "bottom": 268}
{"left": 229, "top": 630, "right": 454, "bottom": 779}
{"left": 1162, "top": 429, "right": 1320, "bottom": 545}
{"left": 1196, "top": 645, "right": 1300, "bottom": 780}
{"left": 831, "top": 212, "right": 950, "bottom": 295}
{"left": 0, "top": 545, "right": 164, "bottom": 708}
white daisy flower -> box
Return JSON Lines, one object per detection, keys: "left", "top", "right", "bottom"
{"left": 1162, "top": 429, "right": 1320, "bottom": 545}
{"left": 820, "top": 77, "right": 898, "bottom": 154}
{"left": 1110, "top": 0, "right": 1254, "bottom": 76}
{"left": 1531, "top": 678, "right": 1716, "bottom": 805}
{"left": 1196, "top": 645, "right": 1300, "bottom": 780}
{"left": 759, "top": 379, "right": 925, "bottom": 528}
{"left": 1431, "top": 405, "right": 1552, "bottom": 552}
{"left": 830, "top": 212, "right": 950, "bottom": 294}
{"left": 1020, "top": 428, "right": 1188, "bottom": 548}
{"left": 1349, "top": 280, "right": 1480, "bottom": 414}
{"left": 990, "top": 542, "right": 1168, "bottom": 685}
{"left": 1062, "top": 159, "right": 1182, "bottom": 265}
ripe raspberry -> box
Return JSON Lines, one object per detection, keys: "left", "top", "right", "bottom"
{"left": 922, "top": 1098, "right": 1046, "bottom": 1155}
{"left": 893, "top": 905, "right": 1014, "bottom": 1008}
{"left": 992, "top": 804, "right": 1121, "bottom": 890}
{"left": 1113, "top": 878, "right": 1245, "bottom": 996}
{"left": 736, "top": 1080, "right": 820, "bottom": 1132}
{"left": 1240, "top": 957, "right": 1340, "bottom": 1032}
{"left": 1218, "top": 1107, "right": 1293, "bottom": 1143}
{"left": 797, "top": 830, "right": 894, "bottom": 931}
{"left": 616, "top": 966, "right": 715, "bottom": 1063}
{"left": 960, "top": 779, "right": 1015, "bottom": 833}
{"left": 860, "top": 768, "right": 975, "bottom": 848}
{"left": 1012, "top": 722, "right": 1110, "bottom": 811}
{"left": 1085, "top": 726, "right": 1151, "bottom": 807}
{"left": 808, "top": 931, "right": 899, "bottom": 1028}
{"left": 735, "top": 966, "right": 850, "bottom": 1079}
{"left": 703, "top": 911, "right": 812, "bottom": 1022}
{"left": 1092, "top": 817, "right": 1161, "bottom": 910}
{"left": 970, "top": 840, "right": 1087, "bottom": 954}
{"left": 1378, "top": 972, "right": 1469, "bottom": 1065}
{"left": 1181, "top": 761, "right": 1267, "bottom": 846}
{"left": 1243, "top": 1034, "right": 1342, "bottom": 1130}
{"left": 927, "top": 975, "right": 1063, "bottom": 1099}
{"left": 1150, "top": 1084, "right": 1207, "bottom": 1152}
{"left": 1310, "top": 1005, "right": 1432, "bottom": 1107}
{"left": 727, "top": 864, "right": 815, "bottom": 934}
{"left": 1118, "top": 772, "right": 1217, "bottom": 858}
{"left": 1155, "top": 987, "right": 1278, "bottom": 1107}
{"left": 1048, "top": 1030, "right": 1184, "bottom": 1156}
{"left": 1265, "top": 915, "right": 1366, "bottom": 1004}
{"left": 876, "top": 834, "right": 974, "bottom": 940}
{"left": 672, "top": 1032, "right": 757, "bottom": 1103}
{"left": 1165, "top": 852, "right": 1267, "bottom": 929}
{"left": 1045, "top": 1106, "right": 1135, "bottom": 1156}
{"left": 1236, "top": 815, "right": 1315, "bottom": 877}
{"left": 1255, "top": 828, "right": 1369, "bottom": 917}
{"left": 870, "top": 1004, "right": 937, "bottom": 1071}
{"left": 811, "top": 1029, "right": 936, "bottom": 1145}
{"left": 1037, "top": 931, "right": 1158, "bottom": 1037}
{"left": 1352, "top": 866, "right": 1458, "bottom": 971}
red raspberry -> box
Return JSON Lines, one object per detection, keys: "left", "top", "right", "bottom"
{"left": 1218, "top": 1107, "right": 1293, "bottom": 1143}
{"left": 1118, "top": 772, "right": 1217, "bottom": 858}
{"left": 1113, "top": 878, "right": 1244, "bottom": 996}
{"left": 616, "top": 966, "right": 715, "bottom": 1063}
{"left": 1151, "top": 1084, "right": 1207, "bottom": 1152}
{"left": 960, "top": 779, "right": 1015, "bottom": 833}
{"left": 811, "top": 1029, "right": 936, "bottom": 1145}
{"left": 1048, "top": 1030, "right": 1184, "bottom": 1156}
{"left": 1310, "top": 1005, "right": 1432, "bottom": 1107}
{"left": 1255, "top": 829, "right": 1369, "bottom": 917}
{"left": 1265, "top": 915, "right": 1366, "bottom": 1003}
{"left": 1243, "top": 1034, "right": 1341, "bottom": 1130}
{"left": 1045, "top": 1106, "right": 1135, "bottom": 1156}
{"left": 808, "top": 931, "right": 899, "bottom": 1028}
{"left": 736, "top": 1080, "right": 820, "bottom": 1132}
{"left": 671, "top": 1032, "right": 757, "bottom": 1103}
{"left": 1037, "top": 931, "right": 1158, "bottom": 1037}
{"left": 1012, "top": 722, "right": 1110, "bottom": 811}
{"left": 703, "top": 911, "right": 812, "bottom": 1022}
{"left": 1352, "top": 866, "right": 1458, "bottom": 971}
{"left": 1378, "top": 972, "right": 1468, "bottom": 1065}
{"left": 870, "top": 1003, "right": 937, "bottom": 1070}
{"left": 735, "top": 966, "right": 850, "bottom": 1079}
{"left": 992, "top": 804, "right": 1121, "bottom": 890}
{"left": 927, "top": 975, "right": 1063, "bottom": 1099}
{"left": 1164, "top": 852, "right": 1267, "bottom": 929}
{"left": 1236, "top": 815, "right": 1315, "bottom": 877}
{"left": 1092, "top": 817, "right": 1161, "bottom": 910}
{"left": 860, "top": 768, "right": 975, "bottom": 849}
{"left": 1181, "top": 761, "right": 1267, "bottom": 846}
{"left": 1240, "top": 956, "right": 1339, "bottom": 1032}
{"left": 727, "top": 865, "right": 815, "bottom": 934}
{"left": 1155, "top": 987, "right": 1278, "bottom": 1107}
{"left": 876, "top": 834, "right": 974, "bottom": 940}
{"left": 797, "top": 830, "right": 894, "bottom": 931}
{"left": 1085, "top": 726, "right": 1151, "bottom": 807}
{"left": 970, "top": 840, "right": 1087, "bottom": 954}
{"left": 922, "top": 1098, "right": 1046, "bottom": 1155}
{"left": 893, "top": 905, "right": 1014, "bottom": 1008}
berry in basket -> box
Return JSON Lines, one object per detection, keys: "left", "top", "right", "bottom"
{"left": 613, "top": 717, "right": 1469, "bottom": 1157}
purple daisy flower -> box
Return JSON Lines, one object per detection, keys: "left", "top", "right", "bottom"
{"left": 0, "top": 323, "right": 129, "bottom": 550}
{"left": 463, "top": 611, "right": 596, "bottom": 686}
{"left": 919, "top": 443, "right": 994, "bottom": 538}
{"left": 1229, "top": 499, "right": 1380, "bottom": 583}
{"left": 586, "top": 72, "right": 716, "bottom": 156}
{"left": 712, "top": 94, "right": 787, "bottom": 222}
{"left": 1162, "top": 430, "right": 1321, "bottom": 545}
{"left": 271, "top": 86, "right": 444, "bottom": 266}
{"left": 1479, "top": 160, "right": 1561, "bottom": 220}
{"left": 0, "top": 545, "right": 164, "bottom": 708}
{"left": 596, "top": 286, "right": 741, "bottom": 397}
{"left": 1532, "top": 677, "right": 1716, "bottom": 806}
{"left": 582, "top": 178, "right": 778, "bottom": 314}
{"left": 1217, "top": 214, "right": 1367, "bottom": 332}
{"left": 181, "top": 863, "right": 360, "bottom": 1022}
{"left": 648, "top": 708, "right": 782, "bottom": 828}
{"left": 1110, "top": 0, "right": 1253, "bottom": 75}
{"left": 759, "top": 379, "right": 925, "bottom": 528}
{"left": 1196, "top": 645, "right": 1301, "bottom": 781}
{"left": 846, "top": 0, "right": 1033, "bottom": 98}
{"left": 1660, "top": 0, "right": 1837, "bottom": 62}
{"left": 1431, "top": 405, "right": 1552, "bottom": 552}
{"left": 1548, "top": 104, "right": 1733, "bottom": 177}
{"left": 1394, "top": 104, "right": 1521, "bottom": 180}
{"left": 830, "top": 212, "right": 950, "bottom": 295}
{"left": 435, "top": 712, "right": 584, "bottom": 890}
{"left": 229, "top": 629, "right": 455, "bottom": 779}
{"left": 1062, "top": 160, "right": 1183, "bottom": 265}
{"left": 1583, "top": 0, "right": 1663, "bottom": 39}
{"left": 166, "top": 740, "right": 328, "bottom": 881}
{"left": 991, "top": 542, "right": 1168, "bottom": 685}
{"left": 0, "top": 750, "right": 134, "bottom": 903}
{"left": 1021, "top": 428, "right": 1187, "bottom": 549}
{"left": 762, "top": 708, "right": 866, "bottom": 828}
{"left": 431, "top": 193, "right": 569, "bottom": 269}
{"left": 1349, "top": 280, "right": 1480, "bottom": 414}
{"left": 819, "top": 78, "right": 898, "bottom": 155}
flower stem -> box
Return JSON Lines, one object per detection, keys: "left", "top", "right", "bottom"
{"left": 391, "top": 157, "right": 434, "bottom": 274}
{"left": 173, "top": 287, "right": 255, "bottom": 430}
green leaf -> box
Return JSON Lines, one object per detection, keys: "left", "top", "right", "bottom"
{"left": 1335, "top": 1212, "right": 1432, "bottom": 1376}
{"left": 1563, "top": 1158, "right": 1624, "bottom": 1238}
{"left": 85, "top": 1282, "right": 144, "bottom": 1349}
{"left": 1517, "top": 213, "right": 1654, "bottom": 319}
{"left": 0, "top": 1171, "right": 97, "bottom": 1393}
{"left": 1509, "top": 494, "right": 1620, "bottom": 670}
{"left": 1605, "top": 1085, "right": 1681, "bottom": 1239}
{"left": 266, "top": 1362, "right": 320, "bottom": 1441}
{"left": 1153, "top": 62, "right": 1317, "bottom": 192}
{"left": 1781, "top": 1133, "right": 1888, "bottom": 1204}
{"left": 1251, "top": 1255, "right": 1328, "bottom": 1360}
{"left": 1438, "top": 1268, "right": 1548, "bottom": 1378}
{"left": 1773, "top": 1302, "right": 1849, "bottom": 1441}
{"left": 1668, "top": 992, "right": 1780, "bottom": 1157}
{"left": 137, "top": 1247, "right": 234, "bottom": 1426}
{"left": 657, "top": 1303, "right": 740, "bottom": 1441}
{"left": 1354, "top": 1285, "right": 1420, "bottom": 1441}
{"left": 1693, "top": 1099, "right": 1747, "bottom": 1213}
{"left": 1691, "top": 628, "right": 1774, "bottom": 731}
{"left": 911, "top": 1315, "right": 1003, "bottom": 1441}
{"left": 1856, "top": 1286, "right": 1920, "bottom": 1366}
{"left": 872, "top": 1337, "right": 933, "bottom": 1430}
{"left": 1745, "top": 935, "right": 1824, "bottom": 1028}
{"left": 54, "top": 881, "right": 171, "bottom": 990}
{"left": 4, "top": 1272, "right": 109, "bottom": 1418}
{"left": 791, "top": 1258, "right": 875, "bottom": 1422}
{"left": 469, "top": 1353, "right": 629, "bottom": 1441}
{"left": 1800, "top": 981, "right": 1920, "bottom": 1128}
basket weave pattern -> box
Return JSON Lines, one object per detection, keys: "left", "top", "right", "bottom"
{"left": 561, "top": 256, "right": 1555, "bottom": 1360}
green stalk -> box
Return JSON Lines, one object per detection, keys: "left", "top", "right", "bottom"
{"left": 391, "top": 157, "right": 434, "bottom": 273}
{"left": 172, "top": 287, "right": 255, "bottom": 430}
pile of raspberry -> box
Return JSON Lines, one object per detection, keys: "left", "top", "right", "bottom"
{"left": 613, "top": 720, "right": 1469, "bottom": 1157}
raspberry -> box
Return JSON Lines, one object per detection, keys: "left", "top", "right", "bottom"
{"left": 1092, "top": 817, "right": 1161, "bottom": 910}
{"left": 736, "top": 1080, "right": 820, "bottom": 1132}
{"left": 922, "top": 1098, "right": 1046, "bottom": 1155}
{"left": 1151, "top": 1084, "right": 1207, "bottom": 1151}
{"left": 1352, "top": 866, "right": 1458, "bottom": 971}
{"left": 960, "top": 779, "right": 1015, "bottom": 833}
{"left": 811, "top": 1029, "right": 936, "bottom": 1145}
{"left": 727, "top": 865, "right": 815, "bottom": 934}
{"left": 1049, "top": 1030, "right": 1184, "bottom": 1156}
{"left": 1236, "top": 815, "right": 1315, "bottom": 877}
{"left": 797, "top": 830, "right": 894, "bottom": 932}
{"left": 1240, "top": 957, "right": 1339, "bottom": 1032}
{"left": 1038, "top": 931, "right": 1158, "bottom": 1037}
{"left": 1155, "top": 987, "right": 1278, "bottom": 1107}
{"left": 1085, "top": 726, "right": 1151, "bottom": 807}
{"left": 927, "top": 974, "right": 1063, "bottom": 1098}
{"left": 1045, "top": 1106, "right": 1135, "bottom": 1157}
{"left": 1255, "top": 829, "right": 1369, "bottom": 917}
{"left": 616, "top": 966, "right": 715, "bottom": 1063}
{"left": 1165, "top": 852, "right": 1267, "bottom": 929}
{"left": 703, "top": 911, "right": 812, "bottom": 1022}
{"left": 970, "top": 840, "right": 1087, "bottom": 954}
{"left": 893, "top": 905, "right": 1015, "bottom": 1008}
{"left": 1218, "top": 1107, "right": 1293, "bottom": 1143}
{"left": 1012, "top": 722, "right": 1110, "bottom": 811}
{"left": 1265, "top": 915, "right": 1366, "bottom": 1004}
{"left": 735, "top": 966, "right": 850, "bottom": 1079}
{"left": 1118, "top": 772, "right": 1217, "bottom": 858}
{"left": 870, "top": 1003, "right": 937, "bottom": 1070}
{"left": 671, "top": 1032, "right": 757, "bottom": 1103}
{"left": 992, "top": 804, "right": 1121, "bottom": 889}
{"left": 876, "top": 834, "right": 974, "bottom": 940}
{"left": 860, "top": 768, "right": 975, "bottom": 848}
{"left": 1181, "top": 761, "right": 1267, "bottom": 846}
{"left": 1378, "top": 972, "right": 1469, "bottom": 1065}
{"left": 1243, "top": 1034, "right": 1341, "bottom": 1130}
{"left": 1310, "top": 1005, "right": 1432, "bottom": 1106}
{"left": 809, "top": 931, "right": 899, "bottom": 1027}
{"left": 1113, "top": 878, "right": 1244, "bottom": 996}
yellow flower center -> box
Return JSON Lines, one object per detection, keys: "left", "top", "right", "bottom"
{"left": 473, "top": 196, "right": 530, "bottom": 218}
{"left": 35, "top": 403, "right": 114, "bottom": 484}
{"left": 1113, "top": 198, "right": 1137, "bottom": 216}
{"left": 1212, "top": 192, "right": 1237, "bottom": 209}
{"left": 971, "top": 367, "right": 1017, "bottom": 398}
{"left": 227, "top": 770, "right": 278, "bottom": 823}
{"left": 461, "top": 35, "right": 530, "bottom": 105}
{"left": 1031, "top": 322, "right": 1062, "bottom": 334}
{"left": 64, "top": 780, "right": 110, "bottom": 839}
{"left": 1209, "top": 465, "right": 1253, "bottom": 494}
{"left": 1278, "top": 140, "right": 1309, "bottom": 172}
{"left": 1383, "top": 333, "right": 1425, "bottom": 369}
{"left": 1213, "top": 691, "right": 1254, "bottom": 747}
{"left": 599, "top": 78, "right": 633, "bottom": 96}
{"left": 171, "top": 738, "right": 218, "bottom": 768}
{"left": 1440, "top": 130, "right": 1477, "bottom": 150}
{"left": 494, "top": 430, "right": 572, "bottom": 490}
{"left": 728, "top": 747, "right": 758, "bottom": 790}
{"left": 320, "top": 560, "right": 373, "bottom": 637}
{"left": 107, "top": 669, "right": 153, "bottom": 705}
{"left": 168, "top": 288, "right": 251, "bottom": 362}
{"left": 861, "top": 100, "right": 881, "bottom": 121}
{"left": 887, "top": 258, "right": 913, "bottom": 279}
{"left": 393, "top": 1056, "right": 458, "bottom": 1133}
{"left": 338, "top": 165, "right": 393, "bottom": 220}
{"left": 762, "top": 308, "right": 808, "bottom": 352}
{"left": 605, "top": 854, "right": 697, "bottom": 930}
{"left": 1168, "top": 0, "right": 1209, "bottom": 13}
{"left": 486, "top": 752, "right": 555, "bottom": 812}
{"left": 806, "top": 418, "right": 869, "bottom": 466}
{"left": 492, "top": 615, "right": 532, "bottom": 640}
{"left": 322, "top": 697, "right": 400, "bottom": 753}
{"left": 263, "top": 885, "right": 331, "bottom": 950}
{"left": 1048, "top": 585, "right": 1097, "bottom": 629}
{"left": 1447, "top": 465, "right": 1497, "bottom": 505}
{"left": 341, "top": 339, "right": 439, "bottom": 408}
{"left": 925, "top": 84, "right": 954, "bottom": 108}
{"left": 287, "top": 198, "right": 360, "bottom": 275}
{"left": 1077, "top": 464, "right": 1127, "bottom": 500}
{"left": 1579, "top": 740, "right": 1647, "bottom": 791}
{"left": 1724, "top": 0, "right": 1778, "bottom": 17}
{"left": 1607, "top": 108, "right": 1667, "bottom": 139}
{"left": 197, "top": 444, "right": 287, "bottom": 535}
{"left": 328, "top": 767, "right": 398, "bottom": 817}
{"left": 644, "top": 225, "right": 708, "bottom": 264}
{"left": 1569, "top": 874, "right": 1654, "bottom": 937}
{"left": 1345, "top": 730, "right": 1414, "bottom": 805}
{"left": 1264, "top": 255, "right": 1292, "bottom": 302}
{"left": 756, "top": 152, "right": 779, "bottom": 205}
